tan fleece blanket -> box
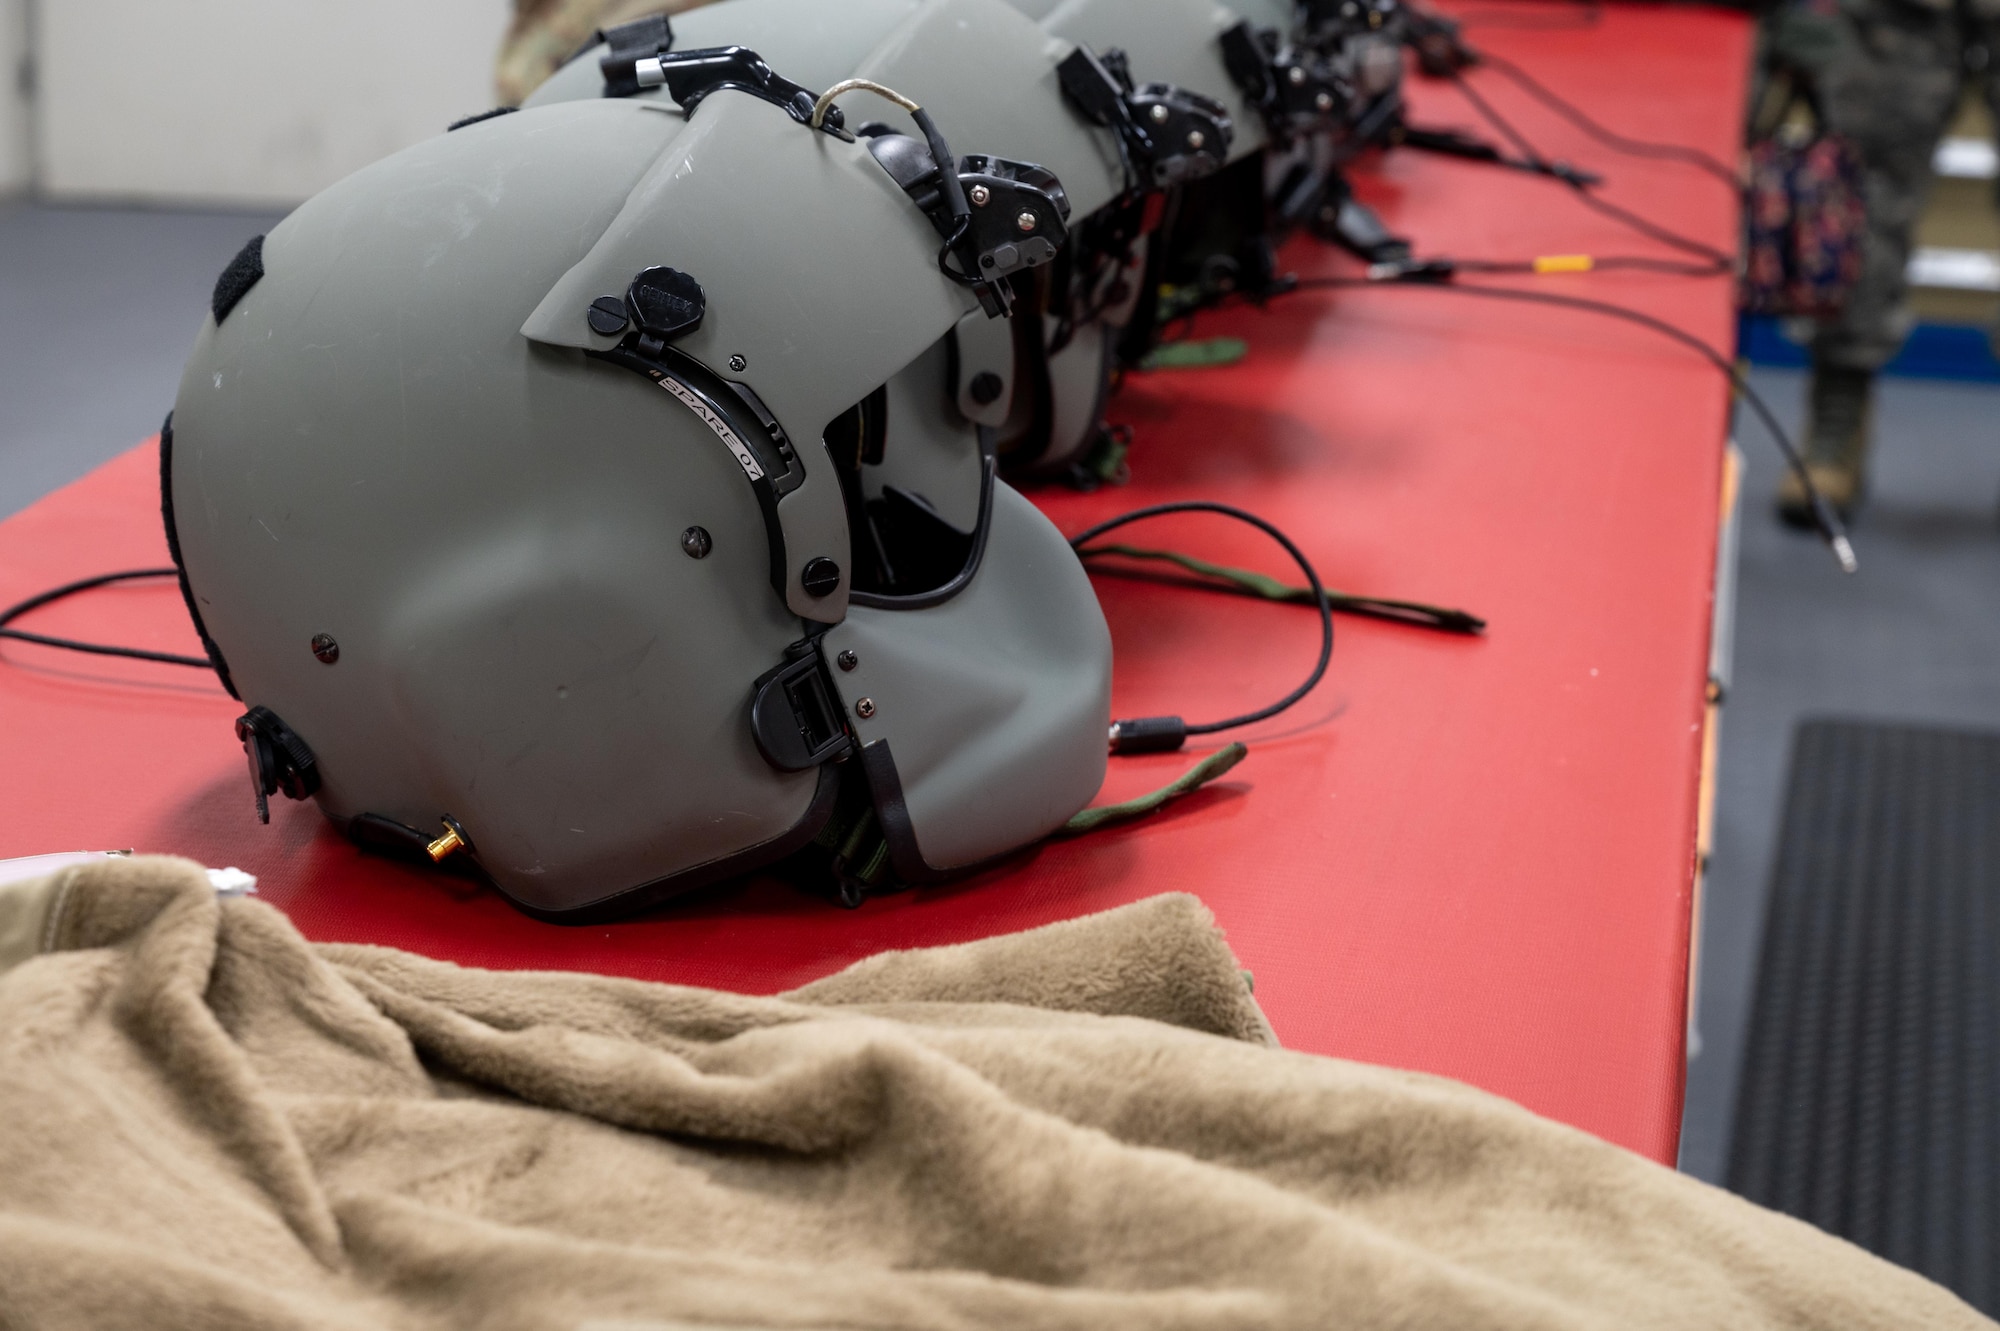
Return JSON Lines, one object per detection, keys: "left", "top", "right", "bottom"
{"left": 0, "top": 856, "right": 1984, "bottom": 1329}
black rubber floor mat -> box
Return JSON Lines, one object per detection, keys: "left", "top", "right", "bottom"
{"left": 1728, "top": 719, "right": 2000, "bottom": 1312}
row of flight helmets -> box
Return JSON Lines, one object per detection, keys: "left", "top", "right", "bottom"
{"left": 165, "top": 0, "right": 1380, "bottom": 918}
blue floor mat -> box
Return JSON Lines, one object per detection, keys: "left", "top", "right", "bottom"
{"left": 1741, "top": 316, "right": 2000, "bottom": 383}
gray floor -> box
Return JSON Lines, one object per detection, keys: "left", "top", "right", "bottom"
{"left": 0, "top": 201, "right": 287, "bottom": 519}
{"left": 5, "top": 204, "right": 1999, "bottom": 1186}
{"left": 1680, "top": 367, "right": 2000, "bottom": 1184}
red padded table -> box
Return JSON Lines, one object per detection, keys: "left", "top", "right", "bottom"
{"left": 0, "top": 4, "right": 1748, "bottom": 1164}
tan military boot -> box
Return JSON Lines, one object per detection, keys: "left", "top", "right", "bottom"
{"left": 1776, "top": 365, "right": 1874, "bottom": 527}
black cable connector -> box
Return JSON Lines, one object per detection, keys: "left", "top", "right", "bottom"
{"left": 1108, "top": 716, "right": 1190, "bottom": 755}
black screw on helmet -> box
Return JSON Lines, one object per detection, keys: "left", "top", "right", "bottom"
{"left": 586, "top": 296, "right": 630, "bottom": 336}
{"left": 800, "top": 557, "right": 842, "bottom": 597}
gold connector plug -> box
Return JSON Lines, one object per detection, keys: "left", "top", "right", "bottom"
{"left": 426, "top": 815, "right": 471, "bottom": 862}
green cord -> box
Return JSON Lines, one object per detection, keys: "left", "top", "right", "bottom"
{"left": 1078, "top": 544, "right": 1486, "bottom": 635}
{"left": 818, "top": 742, "right": 1248, "bottom": 903}
{"left": 1062, "top": 742, "right": 1248, "bottom": 835}
{"left": 1138, "top": 336, "right": 1250, "bottom": 371}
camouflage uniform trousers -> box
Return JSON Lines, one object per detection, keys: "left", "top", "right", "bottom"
{"left": 1765, "top": 0, "right": 2000, "bottom": 371}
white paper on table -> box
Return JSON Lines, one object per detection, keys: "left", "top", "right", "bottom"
{"left": 0, "top": 851, "right": 257, "bottom": 897}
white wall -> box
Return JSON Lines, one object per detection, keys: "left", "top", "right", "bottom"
{"left": 0, "top": 0, "right": 29, "bottom": 193}
{"left": 37, "top": 0, "right": 512, "bottom": 206}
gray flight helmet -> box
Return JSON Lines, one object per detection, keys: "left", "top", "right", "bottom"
{"left": 522, "top": 0, "right": 1240, "bottom": 482}
{"left": 1033, "top": 0, "right": 1390, "bottom": 321}
{"left": 1216, "top": 0, "right": 1352, "bottom": 205}
{"left": 841, "top": 0, "right": 1239, "bottom": 481}
{"left": 1022, "top": 0, "right": 1264, "bottom": 166}
{"left": 1239, "top": 0, "right": 1412, "bottom": 261}
{"left": 1014, "top": 0, "right": 1321, "bottom": 399}
{"left": 167, "top": 83, "right": 1110, "bottom": 918}
{"left": 957, "top": 0, "right": 1266, "bottom": 478}
{"left": 1296, "top": 0, "right": 1408, "bottom": 155}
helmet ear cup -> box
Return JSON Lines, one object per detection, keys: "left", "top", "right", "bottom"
{"left": 380, "top": 552, "right": 821, "bottom": 913}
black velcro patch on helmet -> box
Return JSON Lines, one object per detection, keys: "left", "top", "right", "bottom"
{"left": 158, "top": 413, "right": 241, "bottom": 699}
{"left": 211, "top": 234, "right": 265, "bottom": 324}
{"left": 448, "top": 106, "right": 517, "bottom": 132}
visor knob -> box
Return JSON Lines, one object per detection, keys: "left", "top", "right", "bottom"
{"left": 625, "top": 266, "right": 706, "bottom": 343}
{"left": 801, "top": 557, "right": 841, "bottom": 598}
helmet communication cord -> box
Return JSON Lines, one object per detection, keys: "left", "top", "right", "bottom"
{"left": 1438, "top": 65, "right": 1733, "bottom": 272}
{"left": 1286, "top": 274, "right": 1859, "bottom": 573}
{"left": 810, "top": 80, "right": 979, "bottom": 291}
{"left": 1234, "top": 24, "right": 1855, "bottom": 571}
{"left": 1468, "top": 48, "right": 1739, "bottom": 188}
{"left": 1078, "top": 542, "right": 1485, "bottom": 634}
{"left": 0, "top": 569, "right": 214, "bottom": 669}
{"left": 1066, "top": 501, "right": 1337, "bottom": 755}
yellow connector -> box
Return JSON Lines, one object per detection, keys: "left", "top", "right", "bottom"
{"left": 1533, "top": 254, "right": 1595, "bottom": 274}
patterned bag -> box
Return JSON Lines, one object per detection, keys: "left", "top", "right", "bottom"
{"left": 1740, "top": 117, "right": 1867, "bottom": 318}
{"left": 497, "top": 0, "right": 714, "bottom": 106}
